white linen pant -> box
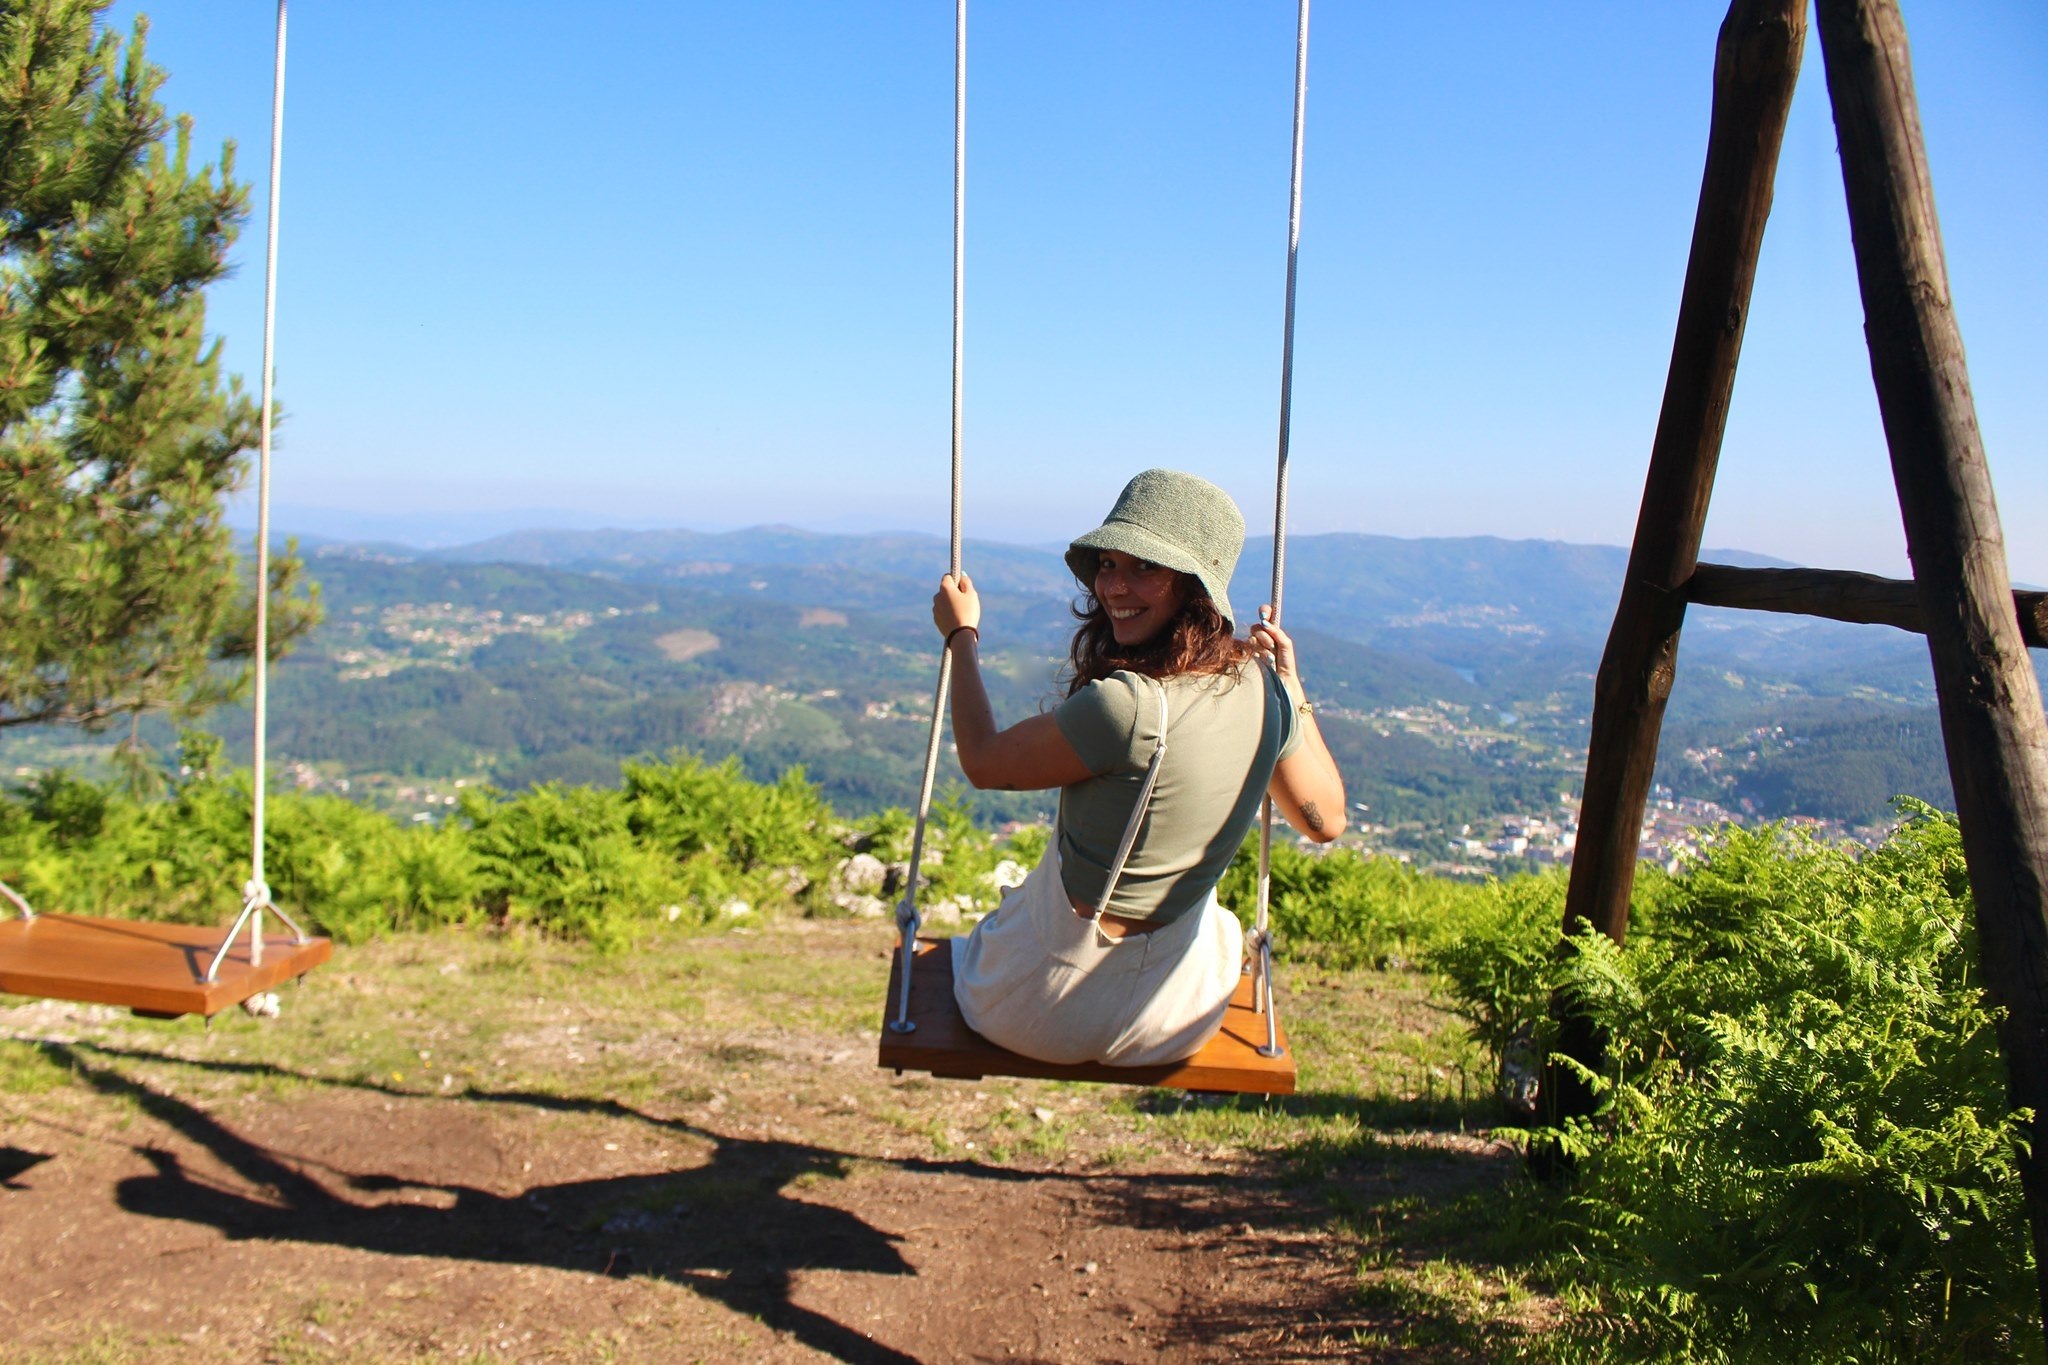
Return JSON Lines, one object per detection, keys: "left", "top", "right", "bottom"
{"left": 950, "top": 846, "right": 1243, "bottom": 1066}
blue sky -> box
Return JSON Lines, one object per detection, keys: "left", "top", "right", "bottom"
{"left": 110, "top": 2, "right": 2046, "bottom": 582}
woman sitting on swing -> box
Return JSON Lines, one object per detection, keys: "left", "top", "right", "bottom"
{"left": 932, "top": 468, "right": 1345, "bottom": 1066}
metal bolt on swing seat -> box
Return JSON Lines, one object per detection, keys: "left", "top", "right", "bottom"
{"left": 1255, "top": 936, "right": 1285, "bottom": 1059}
{"left": 0, "top": 879, "right": 35, "bottom": 922}
{"left": 888, "top": 895, "right": 920, "bottom": 1034}
{"left": 1246, "top": 927, "right": 1272, "bottom": 1015}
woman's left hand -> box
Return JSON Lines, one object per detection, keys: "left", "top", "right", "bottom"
{"left": 1256, "top": 603, "right": 1347, "bottom": 844}
{"left": 1249, "top": 605, "right": 1300, "bottom": 685}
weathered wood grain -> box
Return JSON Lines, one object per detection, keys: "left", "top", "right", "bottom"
{"left": 1547, "top": 0, "right": 1807, "bottom": 1142}
{"left": 1564, "top": 0, "right": 1806, "bottom": 950}
{"left": 1688, "top": 562, "right": 2048, "bottom": 648}
{"left": 1817, "top": 0, "right": 2048, "bottom": 1338}
{"left": 877, "top": 939, "right": 1295, "bottom": 1094}
{"left": 0, "top": 913, "right": 332, "bottom": 1018}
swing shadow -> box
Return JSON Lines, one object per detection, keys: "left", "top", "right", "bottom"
{"left": 1, "top": 1144, "right": 53, "bottom": 1187}
{"left": 24, "top": 1041, "right": 1528, "bottom": 1358}
{"left": 31, "top": 1041, "right": 1081, "bottom": 1365}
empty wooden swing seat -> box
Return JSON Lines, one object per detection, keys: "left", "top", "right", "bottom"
{"left": 877, "top": 937, "right": 1296, "bottom": 1093}
{"left": 0, "top": 913, "right": 331, "bottom": 1019}
{"left": 0, "top": 2, "right": 326, "bottom": 1029}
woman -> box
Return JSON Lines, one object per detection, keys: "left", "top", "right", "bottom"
{"left": 931, "top": 468, "right": 1346, "bottom": 1066}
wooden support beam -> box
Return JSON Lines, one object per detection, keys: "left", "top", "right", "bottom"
{"left": 1816, "top": 0, "right": 2048, "bottom": 1341}
{"left": 1543, "top": 0, "right": 1807, "bottom": 1152}
{"left": 1689, "top": 562, "right": 2048, "bottom": 648}
{"left": 1562, "top": 0, "right": 1804, "bottom": 953}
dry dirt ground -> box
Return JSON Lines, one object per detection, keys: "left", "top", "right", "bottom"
{"left": 0, "top": 921, "right": 1524, "bottom": 1363}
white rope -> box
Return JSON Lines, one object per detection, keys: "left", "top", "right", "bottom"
{"left": 1267, "top": 0, "right": 1308, "bottom": 631}
{"left": 250, "top": 0, "right": 285, "bottom": 907}
{"left": 0, "top": 878, "right": 34, "bottom": 922}
{"left": 889, "top": 0, "right": 968, "bottom": 1034}
{"left": 949, "top": 0, "right": 965, "bottom": 579}
{"left": 1252, "top": 0, "right": 1311, "bottom": 1057}
{"left": 210, "top": 0, "right": 308, "bottom": 981}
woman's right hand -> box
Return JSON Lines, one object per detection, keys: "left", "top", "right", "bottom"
{"left": 933, "top": 572, "right": 981, "bottom": 639}
{"left": 931, "top": 569, "right": 1092, "bottom": 792}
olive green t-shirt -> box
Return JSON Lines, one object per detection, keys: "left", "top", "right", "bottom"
{"left": 1052, "top": 660, "right": 1304, "bottom": 924}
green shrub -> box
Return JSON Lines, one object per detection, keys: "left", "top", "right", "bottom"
{"left": 1217, "top": 835, "right": 1501, "bottom": 969}
{"left": 260, "top": 791, "right": 411, "bottom": 943}
{"left": 20, "top": 769, "right": 110, "bottom": 844}
{"left": 624, "top": 753, "right": 835, "bottom": 872}
{"left": 851, "top": 793, "right": 1014, "bottom": 919}
{"left": 1003, "top": 822, "right": 1050, "bottom": 868}
{"left": 914, "top": 794, "right": 1008, "bottom": 914}
{"left": 0, "top": 755, "right": 1001, "bottom": 945}
{"left": 391, "top": 821, "right": 486, "bottom": 929}
{"left": 622, "top": 752, "right": 841, "bottom": 916}
{"left": 0, "top": 768, "right": 237, "bottom": 922}
{"left": 458, "top": 782, "right": 683, "bottom": 949}
{"left": 1426, "top": 872, "right": 1566, "bottom": 1087}
{"left": 143, "top": 769, "right": 255, "bottom": 920}
{"left": 1432, "top": 809, "right": 2036, "bottom": 1362}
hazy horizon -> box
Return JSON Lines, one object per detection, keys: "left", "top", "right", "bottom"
{"left": 129, "top": 0, "right": 2046, "bottom": 583}
{"left": 234, "top": 501, "right": 1814, "bottom": 568}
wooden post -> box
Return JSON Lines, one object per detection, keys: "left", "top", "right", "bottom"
{"left": 1564, "top": 0, "right": 1806, "bottom": 949}
{"left": 1543, "top": 0, "right": 1806, "bottom": 1134}
{"left": 1815, "top": 0, "right": 2048, "bottom": 1338}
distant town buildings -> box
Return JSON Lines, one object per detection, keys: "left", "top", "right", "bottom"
{"left": 328, "top": 601, "right": 654, "bottom": 680}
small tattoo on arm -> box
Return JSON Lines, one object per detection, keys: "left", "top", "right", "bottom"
{"left": 1301, "top": 800, "right": 1326, "bottom": 833}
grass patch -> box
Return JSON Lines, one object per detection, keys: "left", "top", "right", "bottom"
{"left": 1299, "top": 1135, "right": 1560, "bottom": 1358}
{"left": 13, "top": 1329, "right": 179, "bottom": 1365}
{"left": 2, "top": 914, "right": 1562, "bottom": 1353}
{"left": 0, "top": 1038, "right": 71, "bottom": 1094}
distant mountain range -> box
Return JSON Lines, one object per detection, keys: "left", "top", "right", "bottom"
{"left": 315, "top": 523, "right": 1968, "bottom": 709}
{"left": 14, "top": 523, "right": 2038, "bottom": 832}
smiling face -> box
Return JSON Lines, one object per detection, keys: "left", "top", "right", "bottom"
{"left": 1093, "top": 550, "right": 1189, "bottom": 647}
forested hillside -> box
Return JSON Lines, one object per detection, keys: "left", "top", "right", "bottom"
{"left": 6, "top": 526, "right": 2020, "bottom": 841}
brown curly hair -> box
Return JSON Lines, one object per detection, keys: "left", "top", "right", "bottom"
{"left": 1064, "top": 574, "right": 1254, "bottom": 697}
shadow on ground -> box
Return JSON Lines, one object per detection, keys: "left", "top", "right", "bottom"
{"left": 38, "top": 1042, "right": 1083, "bottom": 1363}
{"left": 30, "top": 1040, "right": 1530, "bottom": 1361}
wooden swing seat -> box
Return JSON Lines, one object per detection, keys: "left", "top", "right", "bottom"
{"left": 877, "top": 937, "right": 1295, "bottom": 1093}
{"left": 0, "top": 913, "right": 331, "bottom": 1019}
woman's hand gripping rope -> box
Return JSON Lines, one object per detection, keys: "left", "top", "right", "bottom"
{"left": 933, "top": 572, "right": 981, "bottom": 644}
{"left": 929, "top": 572, "right": 1090, "bottom": 793}
{"left": 1248, "top": 603, "right": 1301, "bottom": 689}
{"left": 1252, "top": 604, "right": 1349, "bottom": 844}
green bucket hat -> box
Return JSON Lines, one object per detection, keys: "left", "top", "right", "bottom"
{"left": 1065, "top": 469, "right": 1245, "bottom": 628}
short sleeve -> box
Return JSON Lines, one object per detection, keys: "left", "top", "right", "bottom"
{"left": 1273, "top": 665, "right": 1306, "bottom": 762}
{"left": 1054, "top": 672, "right": 1145, "bottom": 776}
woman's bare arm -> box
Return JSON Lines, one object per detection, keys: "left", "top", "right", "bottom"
{"left": 935, "top": 573, "right": 1093, "bottom": 792}
{"left": 1251, "top": 609, "right": 1347, "bottom": 843}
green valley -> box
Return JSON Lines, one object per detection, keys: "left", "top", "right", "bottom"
{"left": 4, "top": 526, "right": 2007, "bottom": 871}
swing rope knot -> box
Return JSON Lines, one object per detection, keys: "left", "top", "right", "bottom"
{"left": 243, "top": 879, "right": 272, "bottom": 909}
